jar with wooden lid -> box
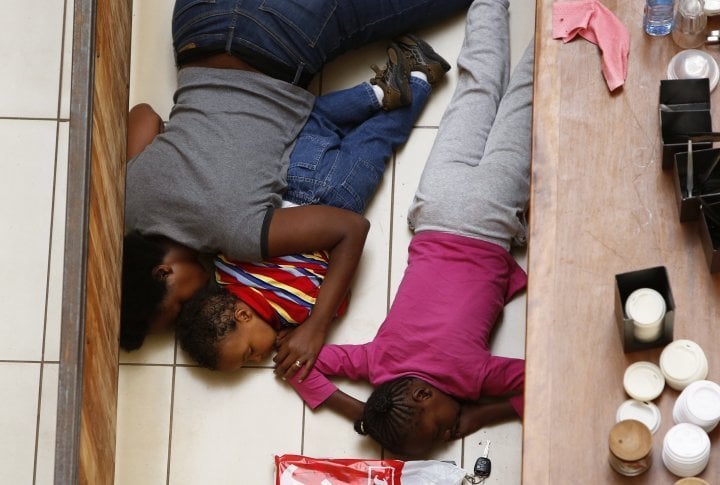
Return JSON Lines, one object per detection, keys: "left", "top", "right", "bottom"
{"left": 674, "top": 478, "right": 710, "bottom": 485}
{"left": 609, "top": 420, "right": 652, "bottom": 476}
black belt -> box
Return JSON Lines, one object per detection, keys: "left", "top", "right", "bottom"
{"left": 176, "top": 45, "right": 315, "bottom": 88}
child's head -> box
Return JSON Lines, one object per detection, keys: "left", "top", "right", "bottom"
{"left": 354, "top": 377, "right": 461, "bottom": 458}
{"left": 121, "top": 232, "right": 209, "bottom": 351}
{"left": 176, "top": 284, "right": 277, "bottom": 371}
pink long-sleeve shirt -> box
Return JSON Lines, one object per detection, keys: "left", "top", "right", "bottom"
{"left": 290, "top": 231, "right": 527, "bottom": 416}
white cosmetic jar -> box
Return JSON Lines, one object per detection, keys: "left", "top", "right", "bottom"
{"left": 662, "top": 423, "right": 711, "bottom": 477}
{"left": 625, "top": 288, "right": 666, "bottom": 342}
{"left": 660, "top": 339, "right": 709, "bottom": 391}
{"left": 673, "top": 380, "right": 720, "bottom": 432}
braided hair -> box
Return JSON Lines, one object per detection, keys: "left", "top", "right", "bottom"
{"left": 176, "top": 284, "right": 238, "bottom": 369}
{"left": 354, "top": 377, "right": 422, "bottom": 453}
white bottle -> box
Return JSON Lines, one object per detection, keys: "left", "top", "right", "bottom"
{"left": 672, "top": 0, "right": 707, "bottom": 48}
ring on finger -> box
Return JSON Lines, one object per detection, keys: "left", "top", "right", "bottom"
{"left": 294, "top": 360, "right": 302, "bottom": 368}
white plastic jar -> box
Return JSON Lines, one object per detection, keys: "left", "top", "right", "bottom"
{"left": 660, "top": 340, "right": 709, "bottom": 391}
{"left": 673, "top": 380, "right": 720, "bottom": 432}
{"left": 662, "top": 423, "right": 711, "bottom": 477}
{"left": 625, "top": 288, "right": 666, "bottom": 342}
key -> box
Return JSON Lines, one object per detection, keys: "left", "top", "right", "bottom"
{"left": 474, "top": 440, "right": 492, "bottom": 478}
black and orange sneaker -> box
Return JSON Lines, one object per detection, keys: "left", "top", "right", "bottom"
{"left": 395, "top": 34, "right": 451, "bottom": 84}
{"left": 370, "top": 43, "right": 412, "bottom": 111}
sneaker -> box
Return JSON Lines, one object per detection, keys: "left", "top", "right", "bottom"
{"left": 395, "top": 34, "right": 451, "bottom": 84}
{"left": 370, "top": 43, "right": 412, "bottom": 111}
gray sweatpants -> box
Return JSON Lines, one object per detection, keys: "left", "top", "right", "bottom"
{"left": 407, "top": 0, "right": 534, "bottom": 251}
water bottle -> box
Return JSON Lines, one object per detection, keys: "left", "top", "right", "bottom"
{"left": 672, "top": 0, "right": 707, "bottom": 48}
{"left": 644, "top": 0, "right": 674, "bottom": 36}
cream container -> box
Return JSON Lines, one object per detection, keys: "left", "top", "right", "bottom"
{"left": 667, "top": 49, "right": 720, "bottom": 92}
{"left": 616, "top": 399, "right": 662, "bottom": 434}
{"left": 662, "top": 423, "right": 711, "bottom": 477}
{"left": 675, "top": 478, "right": 711, "bottom": 485}
{"left": 660, "top": 339, "right": 709, "bottom": 390}
{"left": 673, "top": 380, "right": 720, "bottom": 432}
{"left": 623, "top": 361, "right": 666, "bottom": 402}
{"left": 625, "top": 288, "right": 666, "bottom": 342}
{"left": 609, "top": 420, "right": 653, "bottom": 476}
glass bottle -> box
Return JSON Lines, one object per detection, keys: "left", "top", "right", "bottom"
{"left": 672, "top": 0, "right": 707, "bottom": 48}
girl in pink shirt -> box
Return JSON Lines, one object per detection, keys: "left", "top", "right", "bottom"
{"left": 287, "top": 0, "right": 535, "bottom": 457}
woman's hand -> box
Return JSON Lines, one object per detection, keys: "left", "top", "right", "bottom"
{"left": 273, "top": 317, "right": 328, "bottom": 381}
{"left": 267, "top": 205, "right": 369, "bottom": 380}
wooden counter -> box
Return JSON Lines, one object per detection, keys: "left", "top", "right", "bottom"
{"left": 525, "top": 1, "right": 720, "bottom": 483}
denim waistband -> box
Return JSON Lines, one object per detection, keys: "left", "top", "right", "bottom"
{"left": 176, "top": 43, "right": 314, "bottom": 88}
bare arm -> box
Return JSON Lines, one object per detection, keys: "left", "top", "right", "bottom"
{"left": 127, "top": 103, "right": 164, "bottom": 160}
{"left": 324, "top": 389, "right": 365, "bottom": 422}
{"left": 270, "top": 205, "right": 369, "bottom": 381}
{"left": 455, "top": 399, "right": 519, "bottom": 439}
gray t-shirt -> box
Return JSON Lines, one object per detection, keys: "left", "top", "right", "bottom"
{"left": 125, "top": 67, "right": 315, "bottom": 261}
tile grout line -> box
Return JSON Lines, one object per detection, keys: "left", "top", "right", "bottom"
{"left": 32, "top": 363, "right": 44, "bottom": 485}
{"left": 165, "top": 338, "right": 179, "bottom": 484}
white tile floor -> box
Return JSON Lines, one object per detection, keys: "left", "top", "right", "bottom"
{"left": 0, "top": 0, "right": 534, "bottom": 483}
{"left": 0, "top": 0, "right": 73, "bottom": 482}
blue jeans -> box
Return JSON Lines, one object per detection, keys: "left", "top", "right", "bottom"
{"left": 285, "top": 77, "right": 430, "bottom": 214}
{"left": 172, "top": 0, "right": 472, "bottom": 86}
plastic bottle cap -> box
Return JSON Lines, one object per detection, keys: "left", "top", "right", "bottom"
{"left": 623, "top": 362, "right": 665, "bottom": 401}
{"left": 616, "top": 399, "right": 662, "bottom": 434}
{"left": 667, "top": 49, "right": 720, "bottom": 92}
{"left": 660, "top": 339, "right": 709, "bottom": 390}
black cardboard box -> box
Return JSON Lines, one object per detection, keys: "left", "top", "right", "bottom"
{"left": 673, "top": 148, "right": 720, "bottom": 222}
{"left": 614, "top": 266, "right": 675, "bottom": 353}
{"left": 699, "top": 203, "right": 720, "bottom": 273}
{"left": 660, "top": 79, "right": 712, "bottom": 170}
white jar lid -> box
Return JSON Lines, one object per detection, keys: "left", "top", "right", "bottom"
{"left": 624, "top": 361, "right": 666, "bottom": 402}
{"left": 660, "top": 340, "right": 709, "bottom": 390}
{"left": 616, "top": 399, "right": 662, "bottom": 434}
{"left": 667, "top": 49, "right": 720, "bottom": 92}
{"left": 662, "top": 423, "right": 711, "bottom": 477}
{"left": 625, "top": 288, "right": 666, "bottom": 325}
{"left": 706, "top": 0, "right": 720, "bottom": 15}
{"left": 686, "top": 380, "right": 720, "bottom": 424}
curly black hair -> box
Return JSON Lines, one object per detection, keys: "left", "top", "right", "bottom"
{"left": 120, "top": 232, "right": 170, "bottom": 351}
{"left": 176, "top": 284, "right": 239, "bottom": 369}
{"left": 353, "top": 377, "right": 423, "bottom": 454}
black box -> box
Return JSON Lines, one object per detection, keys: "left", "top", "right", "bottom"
{"left": 660, "top": 79, "right": 712, "bottom": 170}
{"left": 699, "top": 202, "right": 720, "bottom": 273}
{"left": 615, "top": 266, "right": 675, "bottom": 353}
{"left": 673, "top": 148, "right": 720, "bottom": 222}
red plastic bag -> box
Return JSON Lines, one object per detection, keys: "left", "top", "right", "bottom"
{"left": 275, "top": 454, "right": 468, "bottom": 485}
{"left": 275, "top": 455, "right": 404, "bottom": 485}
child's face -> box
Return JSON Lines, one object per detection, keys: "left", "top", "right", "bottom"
{"left": 400, "top": 385, "right": 461, "bottom": 458}
{"left": 215, "top": 307, "right": 277, "bottom": 372}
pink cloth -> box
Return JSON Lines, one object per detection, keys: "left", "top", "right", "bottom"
{"left": 290, "top": 231, "right": 527, "bottom": 417}
{"left": 552, "top": 0, "right": 630, "bottom": 91}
